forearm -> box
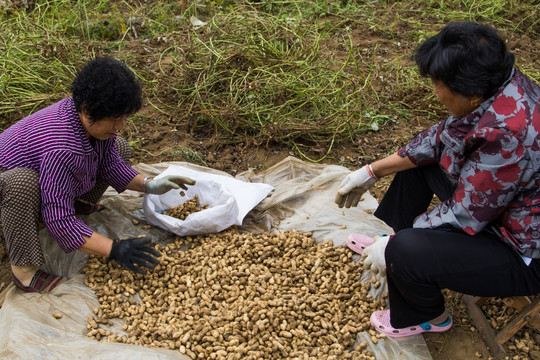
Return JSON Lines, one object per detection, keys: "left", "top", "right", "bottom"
{"left": 370, "top": 153, "right": 416, "bottom": 178}
{"left": 80, "top": 232, "right": 114, "bottom": 257}
{"left": 125, "top": 173, "right": 147, "bottom": 193}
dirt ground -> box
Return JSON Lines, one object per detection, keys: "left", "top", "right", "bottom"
{"left": 1, "top": 9, "right": 539, "bottom": 360}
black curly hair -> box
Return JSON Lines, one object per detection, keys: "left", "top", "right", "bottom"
{"left": 414, "top": 22, "right": 515, "bottom": 99}
{"left": 71, "top": 57, "right": 142, "bottom": 123}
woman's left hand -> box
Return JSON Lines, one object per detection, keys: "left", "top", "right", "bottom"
{"left": 145, "top": 175, "right": 196, "bottom": 195}
{"left": 363, "top": 235, "right": 390, "bottom": 276}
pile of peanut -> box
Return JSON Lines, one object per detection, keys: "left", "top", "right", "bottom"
{"left": 82, "top": 229, "right": 387, "bottom": 360}
{"left": 163, "top": 194, "right": 209, "bottom": 220}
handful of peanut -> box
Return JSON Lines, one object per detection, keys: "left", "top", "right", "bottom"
{"left": 82, "top": 229, "right": 386, "bottom": 360}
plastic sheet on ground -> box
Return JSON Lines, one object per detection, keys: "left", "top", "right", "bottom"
{"left": 0, "top": 156, "right": 432, "bottom": 360}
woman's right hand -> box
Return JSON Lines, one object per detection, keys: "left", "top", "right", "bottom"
{"left": 335, "top": 165, "right": 378, "bottom": 208}
{"left": 108, "top": 236, "right": 161, "bottom": 275}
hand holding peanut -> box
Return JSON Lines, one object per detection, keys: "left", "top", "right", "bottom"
{"left": 108, "top": 236, "right": 160, "bottom": 275}
{"left": 335, "top": 165, "right": 378, "bottom": 208}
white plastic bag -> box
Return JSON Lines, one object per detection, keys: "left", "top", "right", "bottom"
{"left": 143, "top": 165, "right": 274, "bottom": 236}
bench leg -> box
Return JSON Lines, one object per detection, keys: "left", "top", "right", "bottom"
{"left": 462, "top": 295, "right": 506, "bottom": 359}
{"left": 495, "top": 296, "right": 540, "bottom": 345}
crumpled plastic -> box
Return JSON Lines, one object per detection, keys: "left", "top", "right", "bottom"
{"left": 0, "top": 157, "right": 432, "bottom": 360}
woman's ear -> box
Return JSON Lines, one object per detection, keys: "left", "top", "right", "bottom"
{"left": 78, "top": 104, "right": 93, "bottom": 124}
{"left": 78, "top": 107, "right": 94, "bottom": 131}
{"left": 470, "top": 95, "right": 484, "bottom": 108}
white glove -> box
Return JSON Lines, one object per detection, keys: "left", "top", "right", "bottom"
{"left": 335, "top": 165, "right": 378, "bottom": 208}
{"left": 145, "top": 175, "right": 196, "bottom": 195}
{"left": 363, "top": 235, "right": 390, "bottom": 276}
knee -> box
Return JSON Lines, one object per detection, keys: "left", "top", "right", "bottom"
{"left": 0, "top": 168, "right": 40, "bottom": 200}
{"left": 385, "top": 229, "right": 427, "bottom": 273}
{"left": 115, "top": 137, "right": 132, "bottom": 163}
{"left": 385, "top": 229, "right": 413, "bottom": 258}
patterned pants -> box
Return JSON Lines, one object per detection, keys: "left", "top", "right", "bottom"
{"left": 0, "top": 137, "right": 131, "bottom": 267}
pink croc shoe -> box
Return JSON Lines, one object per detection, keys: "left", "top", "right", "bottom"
{"left": 346, "top": 234, "right": 375, "bottom": 255}
{"left": 370, "top": 310, "right": 452, "bottom": 338}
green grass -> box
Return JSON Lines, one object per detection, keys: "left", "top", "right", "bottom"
{"left": 0, "top": 0, "right": 538, "bottom": 161}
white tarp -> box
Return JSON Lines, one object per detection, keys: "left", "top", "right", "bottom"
{"left": 0, "top": 157, "right": 432, "bottom": 360}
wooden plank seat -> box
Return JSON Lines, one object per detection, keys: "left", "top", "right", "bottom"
{"left": 461, "top": 294, "right": 540, "bottom": 359}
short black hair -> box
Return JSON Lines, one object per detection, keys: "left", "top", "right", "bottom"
{"left": 71, "top": 57, "right": 142, "bottom": 122}
{"left": 414, "top": 22, "right": 515, "bottom": 99}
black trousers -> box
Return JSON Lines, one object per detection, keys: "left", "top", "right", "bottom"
{"left": 373, "top": 165, "right": 540, "bottom": 328}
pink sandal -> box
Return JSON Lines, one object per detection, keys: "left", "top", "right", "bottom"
{"left": 370, "top": 310, "right": 453, "bottom": 338}
{"left": 346, "top": 234, "right": 375, "bottom": 255}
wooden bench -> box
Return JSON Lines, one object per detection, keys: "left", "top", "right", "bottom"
{"left": 462, "top": 294, "right": 540, "bottom": 359}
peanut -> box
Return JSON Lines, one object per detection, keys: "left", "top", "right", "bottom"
{"left": 82, "top": 228, "right": 385, "bottom": 359}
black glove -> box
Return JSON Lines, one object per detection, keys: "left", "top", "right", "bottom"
{"left": 109, "top": 237, "right": 161, "bottom": 275}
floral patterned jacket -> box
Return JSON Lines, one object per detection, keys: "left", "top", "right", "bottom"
{"left": 398, "top": 68, "right": 540, "bottom": 259}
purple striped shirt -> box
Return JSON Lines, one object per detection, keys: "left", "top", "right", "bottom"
{"left": 0, "top": 97, "right": 139, "bottom": 252}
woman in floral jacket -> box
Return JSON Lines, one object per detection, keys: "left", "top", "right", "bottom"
{"left": 335, "top": 21, "right": 540, "bottom": 337}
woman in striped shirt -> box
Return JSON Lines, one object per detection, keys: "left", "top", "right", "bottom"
{"left": 0, "top": 57, "right": 195, "bottom": 292}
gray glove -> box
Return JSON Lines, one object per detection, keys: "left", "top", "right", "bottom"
{"left": 145, "top": 175, "right": 196, "bottom": 195}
